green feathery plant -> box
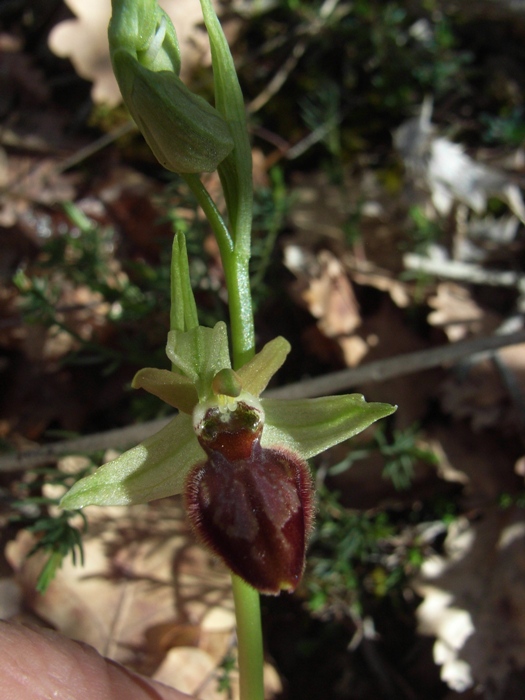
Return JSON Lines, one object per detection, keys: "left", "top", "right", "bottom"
{"left": 56, "top": 2, "right": 396, "bottom": 698}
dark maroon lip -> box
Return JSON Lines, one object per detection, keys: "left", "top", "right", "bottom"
{"left": 185, "top": 397, "right": 314, "bottom": 595}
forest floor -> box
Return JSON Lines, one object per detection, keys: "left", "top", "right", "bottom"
{"left": 1, "top": 1, "right": 525, "bottom": 699}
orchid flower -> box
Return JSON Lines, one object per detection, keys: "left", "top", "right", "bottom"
{"left": 61, "top": 313, "right": 395, "bottom": 594}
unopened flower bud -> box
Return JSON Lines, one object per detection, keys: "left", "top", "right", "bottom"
{"left": 109, "top": 0, "right": 234, "bottom": 173}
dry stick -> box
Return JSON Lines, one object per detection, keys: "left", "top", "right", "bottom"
{"left": 0, "top": 419, "right": 172, "bottom": 473}
{"left": 55, "top": 121, "right": 137, "bottom": 173}
{"left": 247, "top": 39, "right": 308, "bottom": 114}
{"left": 267, "top": 329, "right": 525, "bottom": 398}
{"left": 246, "top": 0, "right": 343, "bottom": 114}
{"left": 404, "top": 253, "right": 525, "bottom": 294}
{"left": 2, "top": 330, "right": 525, "bottom": 473}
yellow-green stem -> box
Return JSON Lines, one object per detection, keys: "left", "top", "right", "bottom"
{"left": 182, "top": 173, "right": 255, "bottom": 368}
{"left": 225, "top": 250, "right": 255, "bottom": 369}
{"left": 183, "top": 172, "right": 261, "bottom": 700}
{"left": 232, "top": 574, "right": 265, "bottom": 700}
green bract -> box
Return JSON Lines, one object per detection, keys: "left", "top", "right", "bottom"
{"left": 60, "top": 323, "right": 396, "bottom": 510}
{"left": 109, "top": 0, "right": 234, "bottom": 173}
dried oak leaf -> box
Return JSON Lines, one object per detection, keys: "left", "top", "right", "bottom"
{"left": 416, "top": 510, "right": 525, "bottom": 694}
{"left": 427, "top": 282, "right": 501, "bottom": 342}
{"left": 5, "top": 500, "right": 232, "bottom": 671}
{"left": 5, "top": 498, "right": 281, "bottom": 698}
{"left": 48, "top": 0, "right": 223, "bottom": 106}
{"left": 284, "top": 245, "right": 368, "bottom": 367}
{"left": 394, "top": 99, "right": 525, "bottom": 223}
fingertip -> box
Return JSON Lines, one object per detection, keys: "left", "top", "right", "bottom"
{"left": 0, "top": 621, "right": 193, "bottom": 700}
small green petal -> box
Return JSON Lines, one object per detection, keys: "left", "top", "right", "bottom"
{"left": 60, "top": 414, "right": 204, "bottom": 509}
{"left": 261, "top": 395, "right": 396, "bottom": 459}
{"left": 211, "top": 368, "right": 242, "bottom": 397}
{"left": 237, "top": 337, "right": 291, "bottom": 397}
{"left": 132, "top": 368, "right": 198, "bottom": 414}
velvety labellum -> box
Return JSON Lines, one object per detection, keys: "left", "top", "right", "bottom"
{"left": 185, "top": 424, "right": 314, "bottom": 595}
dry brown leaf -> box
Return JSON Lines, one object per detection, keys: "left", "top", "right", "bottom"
{"left": 284, "top": 245, "right": 368, "bottom": 367}
{"left": 349, "top": 260, "right": 411, "bottom": 308}
{"left": 4, "top": 499, "right": 282, "bottom": 700}
{"left": 5, "top": 500, "right": 233, "bottom": 674}
{"left": 5, "top": 497, "right": 282, "bottom": 697}
{"left": 48, "top": 0, "right": 225, "bottom": 106}
{"left": 416, "top": 509, "right": 525, "bottom": 694}
{"left": 49, "top": 0, "right": 115, "bottom": 104}
{"left": 154, "top": 646, "right": 233, "bottom": 699}
{"left": 427, "top": 282, "right": 501, "bottom": 342}
{"left": 0, "top": 157, "right": 78, "bottom": 227}
{"left": 304, "top": 250, "right": 361, "bottom": 337}
{"left": 439, "top": 342, "right": 525, "bottom": 432}
{"left": 337, "top": 334, "right": 369, "bottom": 367}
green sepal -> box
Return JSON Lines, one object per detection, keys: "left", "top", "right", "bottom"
{"left": 132, "top": 368, "right": 198, "bottom": 414}
{"left": 261, "top": 395, "right": 397, "bottom": 459}
{"left": 170, "top": 231, "right": 199, "bottom": 334}
{"left": 166, "top": 322, "right": 232, "bottom": 399}
{"left": 59, "top": 414, "right": 204, "bottom": 508}
{"left": 112, "top": 50, "right": 234, "bottom": 173}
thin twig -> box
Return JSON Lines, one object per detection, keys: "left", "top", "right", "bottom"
{"left": 404, "top": 253, "right": 525, "bottom": 294}
{"left": 1, "top": 330, "right": 525, "bottom": 472}
{"left": 246, "top": 0, "right": 344, "bottom": 114}
{"left": 247, "top": 39, "right": 308, "bottom": 114}
{"left": 0, "top": 418, "right": 172, "bottom": 473}
{"left": 55, "top": 122, "right": 137, "bottom": 173}
{"left": 270, "top": 328, "right": 525, "bottom": 398}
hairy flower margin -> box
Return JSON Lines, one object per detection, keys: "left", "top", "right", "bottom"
{"left": 61, "top": 322, "right": 396, "bottom": 593}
